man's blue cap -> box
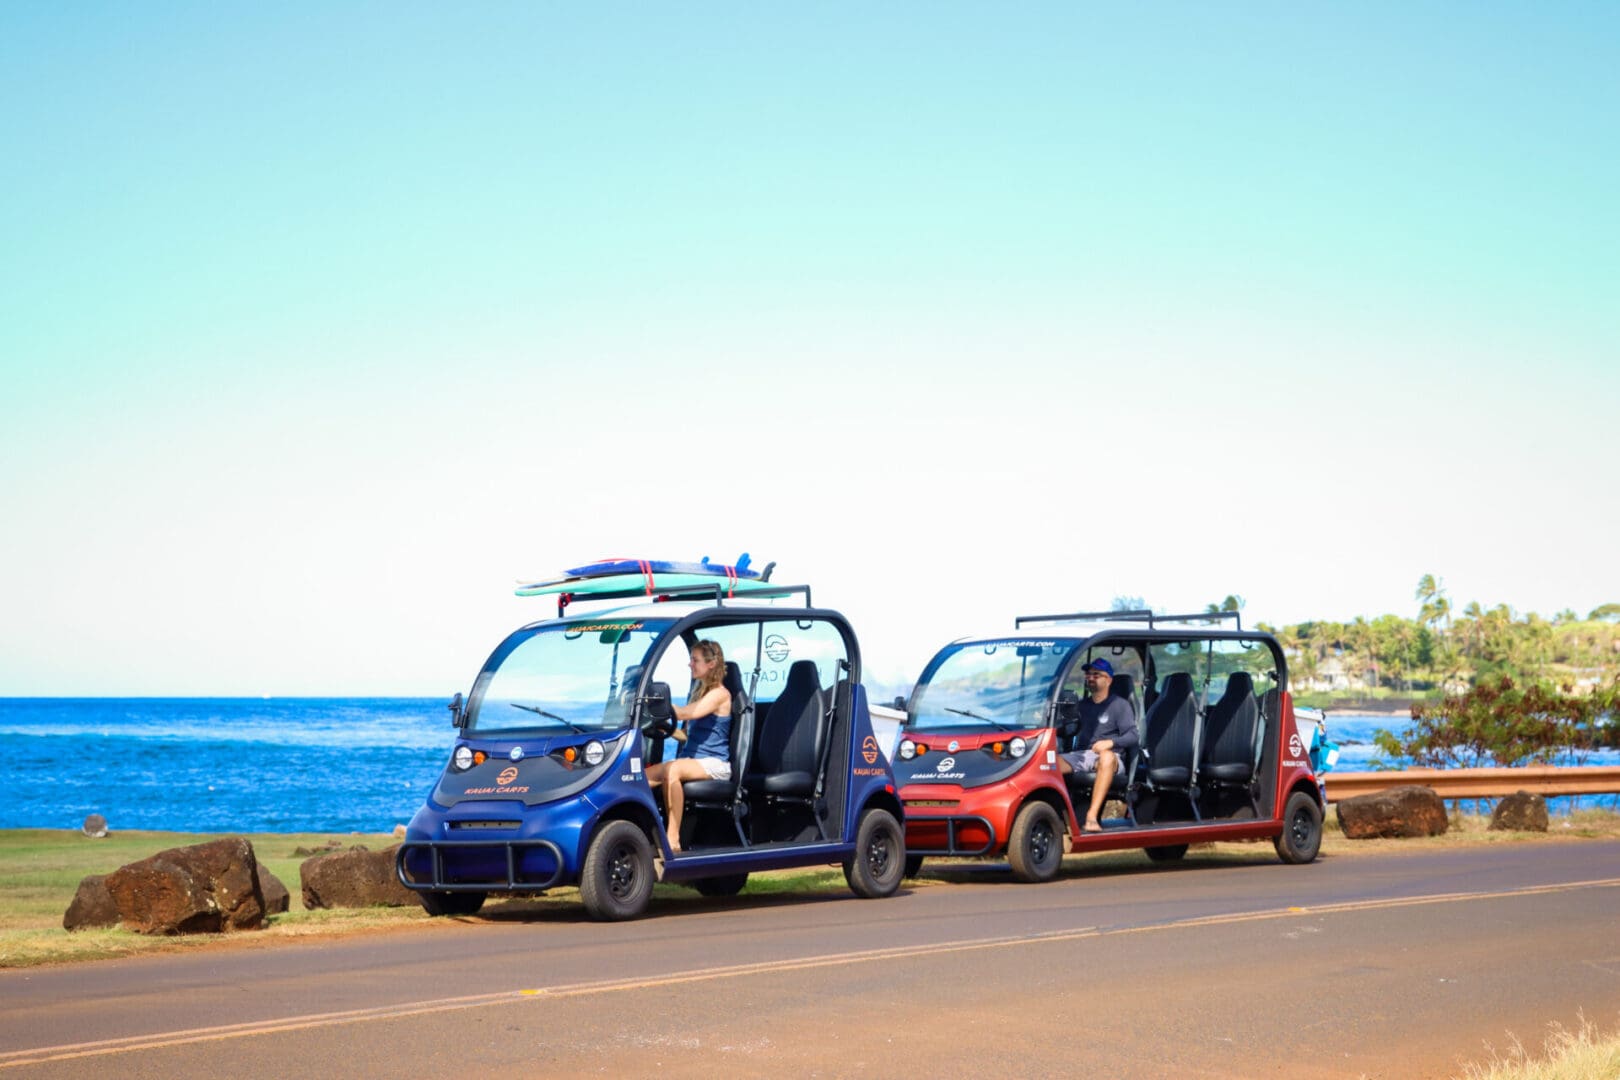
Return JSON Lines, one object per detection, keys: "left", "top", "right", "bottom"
{"left": 1083, "top": 658, "right": 1114, "bottom": 676}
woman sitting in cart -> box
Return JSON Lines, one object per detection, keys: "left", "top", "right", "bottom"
{"left": 644, "top": 639, "right": 733, "bottom": 853}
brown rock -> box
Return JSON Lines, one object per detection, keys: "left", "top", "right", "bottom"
{"left": 257, "top": 865, "right": 291, "bottom": 914}
{"left": 1489, "top": 790, "right": 1549, "bottom": 832}
{"left": 1336, "top": 785, "right": 1449, "bottom": 839}
{"left": 63, "top": 874, "right": 120, "bottom": 931}
{"left": 103, "top": 837, "right": 267, "bottom": 934}
{"left": 82, "top": 814, "right": 109, "bottom": 838}
{"left": 300, "top": 845, "right": 421, "bottom": 909}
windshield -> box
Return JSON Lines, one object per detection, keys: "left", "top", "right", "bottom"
{"left": 467, "top": 618, "right": 676, "bottom": 735}
{"left": 909, "top": 638, "right": 1079, "bottom": 732}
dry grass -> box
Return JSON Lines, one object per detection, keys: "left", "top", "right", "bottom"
{"left": 1318, "top": 806, "right": 1620, "bottom": 858}
{"left": 1458, "top": 1014, "right": 1620, "bottom": 1079}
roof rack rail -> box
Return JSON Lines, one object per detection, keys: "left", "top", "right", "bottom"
{"left": 1152, "top": 611, "right": 1244, "bottom": 630}
{"left": 1014, "top": 609, "right": 1243, "bottom": 631}
{"left": 558, "top": 581, "right": 811, "bottom": 616}
{"left": 1015, "top": 609, "right": 1153, "bottom": 628}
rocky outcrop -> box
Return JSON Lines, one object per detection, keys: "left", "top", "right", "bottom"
{"left": 102, "top": 837, "right": 266, "bottom": 934}
{"left": 63, "top": 874, "right": 120, "bottom": 931}
{"left": 1489, "top": 790, "right": 1549, "bottom": 832}
{"left": 1336, "top": 785, "right": 1449, "bottom": 839}
{"left": 257, "top": 865, "right": 291, "bottom": 914}
{"left": 300, "top": 845, "right": 420, "bottom": 909}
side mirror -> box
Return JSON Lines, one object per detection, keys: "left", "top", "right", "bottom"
{"left": 891, "top": 695, "right": 908, "bottom": 712}
{"left": 640, "top": 682, "right": 675, "bottom": 737}
{"left": 447, "top": 692, "right": 466, "bottom": 729}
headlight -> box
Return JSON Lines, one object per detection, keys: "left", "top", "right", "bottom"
{"left": 583, "top": 740, "right": 606, "bottom": 766}
{"left": 898, "top": 739, "right": 916, "bottom": 761}
{"left": 453, "top": 745, "right": 473, "bottom": 770}
{"left": 1009, "top": 737, "right": 1028, "bottom": 758}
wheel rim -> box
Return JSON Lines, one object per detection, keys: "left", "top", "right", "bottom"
{"left": 1290, "top": 808, "right": 1313, "bottom": 847}
{"left": 1030, "top": 819, "right": 1055, "bottom": 865}
{"left": 866, "top": 826, "right": 893, "bottom": 879}
{"left": 608, "top": 841, "right": 641, "bottom": 901}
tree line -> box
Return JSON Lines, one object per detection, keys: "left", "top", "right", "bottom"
{"left": 1252, "top": 576, "right": 1620, "bottom": 701}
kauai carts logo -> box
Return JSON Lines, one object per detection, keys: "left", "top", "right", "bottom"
{"left": 1288, "top": 733, "right": 1304, "bottom": 758}
{"left": 764, "top": 634, "right": 791, "bottom": 663}
{"left": 464, "top": 764, "right": 531, "bottom": 796}
{"left": 861, "top": 735, "right": 880, "bottom": 765}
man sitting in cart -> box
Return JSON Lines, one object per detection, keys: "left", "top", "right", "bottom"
{"left": 644, "top": 639, "right": 733, "bottom": 854}
{"left": 1057, "top": 658, "right": 1138, "bottom": 833}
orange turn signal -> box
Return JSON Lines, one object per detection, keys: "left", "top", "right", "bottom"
{"left": 473, "top": 750, "right": 487, "bottom": 765}
{"left": 564, "top": 746, "right": 578, "bottom": 763}
{"left": 991, "top": 742, "right": 1005, "bottom": 755}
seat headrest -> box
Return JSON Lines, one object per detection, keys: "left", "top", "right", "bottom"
{"left": 1160, "top": 672, "right": 1195, "bottom": 698}
{"left": 722, "top": 661, "right": 745, "bottom": 694}
{"left": 784, "top": 660, "right": 822, "bottom": 696}
{"left": 1110, "top": 673, "right": 1137, "bottom": 702}
{"left": 1222, "top": 672, "right": 1254, "bottom": 699}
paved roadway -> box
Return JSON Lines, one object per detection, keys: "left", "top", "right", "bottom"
{"left": 3, "top": 843, "right": 1619, "bottom": 1078}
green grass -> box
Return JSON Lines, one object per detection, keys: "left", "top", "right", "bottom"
{"left": 6, "top": 811, "right": 1620, "bottom": 969}
{"left": 0, "top": 829, "right": 858, "bottom": 967}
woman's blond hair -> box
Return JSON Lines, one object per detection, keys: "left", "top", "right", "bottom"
{"left": 692, "top": 639, "right": 727, "bottom": 699}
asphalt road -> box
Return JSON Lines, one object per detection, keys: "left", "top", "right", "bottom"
{"left": 4, "top": 843, "right": 1619, "bottom": 1078}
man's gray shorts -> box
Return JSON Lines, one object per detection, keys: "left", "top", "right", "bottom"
{"left": 1060, "top": 748, "right": 1119, "bottom": 774}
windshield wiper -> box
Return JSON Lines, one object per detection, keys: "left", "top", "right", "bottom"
{"left": 508, "top": 703, "right": 586, "bottom": 733}
{"left": 944, "top": 707, "right": 1017, "bottom": 731}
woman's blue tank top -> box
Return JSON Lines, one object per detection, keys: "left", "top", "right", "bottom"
{"left": 678, "top": 710, "right": 731, "bottom": 761}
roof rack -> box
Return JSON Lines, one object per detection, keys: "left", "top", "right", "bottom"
{"left": 1015, "top": 609, "right": 1151, "bottom": 628}
{"left": 1015, "top": 609, "right": 1243, "bottom": 631}
{"left": 558, "top": 581, "right": 812, "bottom": 616}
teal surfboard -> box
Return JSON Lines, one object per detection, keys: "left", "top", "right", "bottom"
{"left": 515, "top": 555, "right": 773, "bottom": 599}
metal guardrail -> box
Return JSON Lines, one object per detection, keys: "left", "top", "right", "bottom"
{"left": 1324, "top": 765, "right": 1620, "bottom": 802}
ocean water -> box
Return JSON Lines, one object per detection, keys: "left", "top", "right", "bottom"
{"left": 1, "top": 701, "right": 1613, "bottom": 834}
{"left": 1319, "top": 711, "right": 1620, "bottom": 813}
{"left": 0, "top": 698, "right": 454, "bottom": 834}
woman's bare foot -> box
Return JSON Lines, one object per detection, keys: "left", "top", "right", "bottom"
{"left": 667, "top": 833, "right": 683, "bottom": 854}
{"left": 1083, "top": 819, "right": 1103, "bottom": 833}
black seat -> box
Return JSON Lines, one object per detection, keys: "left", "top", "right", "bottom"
{"left": 1063, "top": 674, "right": 1139, "bottom": 822}
{"left": 680, "top": 661, "right": 754, "bottom": 845}
{"left": 747, "top": 660, "right": 827, "bottom": 801}
{"left": 1201, "top": 673, "right": 1260, "bottom": 783}
{"left": 1138, "top": 672, "right": 1201, "bottom": 818}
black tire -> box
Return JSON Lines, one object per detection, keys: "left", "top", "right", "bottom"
{"left": 580, "top": 820, "right": 656, "bottom": 920}
{"left": 903, "top": 855, "right": 925, "bottom": 879}
{"left": 1007, "top": 801, "right": 1064, "bottom": 883}
{"left": 1275, "top": 790, "right": 1324, "bottom": 865}
{"left": 419, "top": 890, "right": 486, "bottom": 916}
{"left": 1144, "top": 844, "right": 1189, "bottom": 863}
{"left": 691, "top": 873, "right": 749, "bottom": 897}
{"left": 843, "top": 808, "right": 904, "bottom": 899}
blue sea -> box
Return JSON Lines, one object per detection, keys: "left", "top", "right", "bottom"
{"left": 0, "top": 699, "right": 452, "bottom": 834}
{"left": 0, "top": 701, "right": 1614, "bottom": 833}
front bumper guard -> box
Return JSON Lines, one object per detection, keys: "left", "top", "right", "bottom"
{"left": 902, "top": 814, "right": 997, "bottom": 856}
{"left": 396, "top": 839, "right": 566, "bottom": 893}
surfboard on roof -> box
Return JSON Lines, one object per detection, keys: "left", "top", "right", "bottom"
{"left": 514, "top": 554, "right": 773, "bottom": 598}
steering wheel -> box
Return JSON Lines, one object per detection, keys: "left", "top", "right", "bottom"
{"left": 640, "top": 713, "right": 676, "bottom": 738}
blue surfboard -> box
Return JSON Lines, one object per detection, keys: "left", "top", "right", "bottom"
{"left": 515, "top": 554, "right": 771, "bottom": 598}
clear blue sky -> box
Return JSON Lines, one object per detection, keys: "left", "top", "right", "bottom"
{"left": 3, "top": 4, "right": 1616, "bottom": 695}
